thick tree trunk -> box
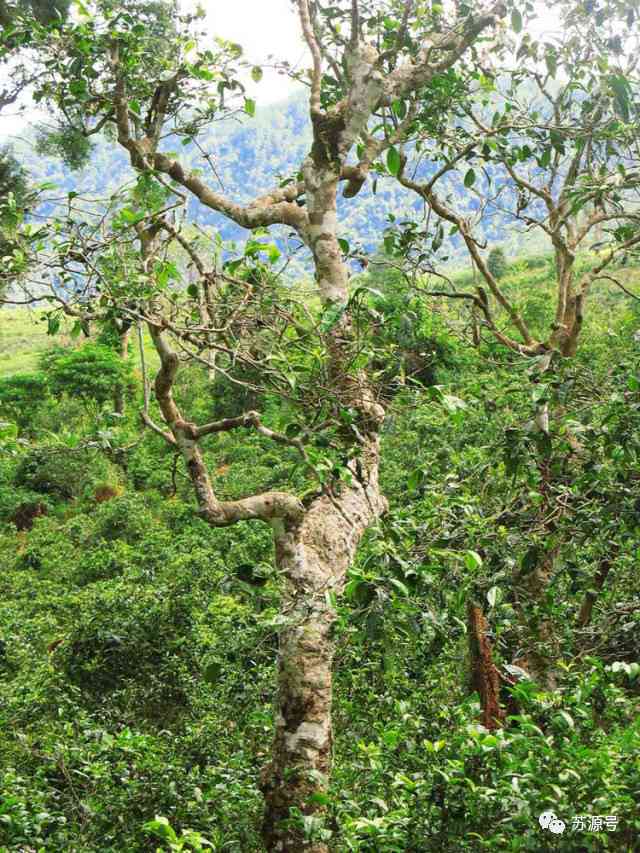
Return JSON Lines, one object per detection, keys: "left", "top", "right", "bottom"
{"left": 261, "top": 448, "right": 386, "bottom": 852}
{"left": 515, "top": 546, "right": 561, "bottom": 690}
{"left": 114, "top": 324, "right": 131, "bottom": 415}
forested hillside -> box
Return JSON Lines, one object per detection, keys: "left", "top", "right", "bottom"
{"left": 1, "top": 1, "right": 640, "bottom": 852}
{"left": 8, "top": 90, "right": 545, "bottom": 266}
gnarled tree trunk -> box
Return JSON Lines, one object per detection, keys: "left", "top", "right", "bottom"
{"left": 261, "top": 443, "right": 386, "bottom": 852}
{"left": 101, "top": 5, "right": 506, "bottom": 848}
{"left": 467, "top": 600, "right": 504, "bottom": 730}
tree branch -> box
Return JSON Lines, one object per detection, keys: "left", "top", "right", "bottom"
{"left": 298, "top": 0, "right": 323, "bottom": 113}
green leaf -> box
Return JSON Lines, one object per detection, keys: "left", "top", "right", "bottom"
{"left": 464, "top": 551, "right": 483, "bottom": 571}
{"left": 203, "top": 661, "right": 222, "bottom": 684}
{"left": 442, "top": 394, "right": 467, "bottom": 413}
{"left": 432, "top": 223, "right": 444, "bottom": 252}
{"left": 120, "top": 207, "right": 143, "bottom": 224}
{"left": 244, "top": 97, "right": 256, "bottom": 117}
{"left": 557, "top": 710, "right": 575, "bottom": 730}
{"left": 549, "top": 130, "right": 565, "bottom": 155}
{"left": 251, "top": 66, "right": 263, "bottom": 83}
{"left": 389, "top": 578, "right": 409, "bottom": 596}
{"left": 610, "top": 74, "right": 631, "bottom": 121}
{"left": 464, "top": 168, "right": 476, "bottom": 188}
{"left": 309, "top": 792, "right": 331, "bottom": 806}
{"left": 387, "top": 146, "right": 401, "bottom": 177}
{"left": 319, "top": 302, "right": 347, "bottom": 333}
{"left": 511, "top": 8, "right": 523, "bottom": 33}
{"left": 391, "top": 99, "right": 407, "bottom": 120}
{"left": 68, "top": 79, "right": 87, "bottom": 98}
{"left": 187, "top": 283, "right": 199, "bottom": 298}
{"left": 545, "top": 50, "right": 557, "bottom": 78}
{"left": 143, "top": 816, "right": 179, "bottom": 843}
{"left": 338, "top": 238, "right": 350, "bottom": 254}
{"left": 267, "top": 243, "right": 280, "bottom": 263}
{"left": 0, "top": 421, "right": 18, "bottom": 443}
{"left": 408, "top": 468, "right": 425, "bottom": 491}
{"left": 521, "top": 545, "right": 542, "bottom": 574}
{"left": 539, "top": 147, "right": 551, "bottom": 168}
{"left": 487, "top": 586, "right": 502, "bottom": 607}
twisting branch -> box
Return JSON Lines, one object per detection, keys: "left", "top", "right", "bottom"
{"left": 384, "top": 2, "right": 506, "bottom": 99}
{"left": 147, "top": 322, "right": 304, "bottom": 526}
{"left": 297, "top": 0, "right": 323, "bottom": 113}
{"left": 397, "top": 156, "right": 539, "bottom": 353}
{"left": 350, "top": 0, "right": 360, "bottom": 49}
{"left": 137, "top": 320, "right": 175, "bottom": 444}
{"left": 108, "top": 41, "right": 308, "bottom": 233}
{"left": 396, "top": 1, "right": 414, "bottom": 53}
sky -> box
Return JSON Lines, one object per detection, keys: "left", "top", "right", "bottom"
{"left": 0, "top": 0, "right": 307, "bottom": 139}
{"left": 207, "top": 0, "right": 306, "bottom": 102}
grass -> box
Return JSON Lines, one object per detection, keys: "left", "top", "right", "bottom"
{"left": 0, "top": 308, "right": 53, "bottom": 378}
{"left": 0, "top": 308, "right": 159, "bottom": 379}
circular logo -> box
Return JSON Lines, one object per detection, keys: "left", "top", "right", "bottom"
{"left": 539, "top": 811, "right": 556, "bottom": 830}
{"left": 549, "top": 817, "right": 566, "bottom": 834}
{"left": 538, "top": 811, "right": 566, "bottom": 834}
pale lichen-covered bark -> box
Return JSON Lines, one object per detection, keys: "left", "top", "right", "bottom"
{"left": 261, "top": 441, "right": 387, "bottom": 852}
{"left": 516, "top": 550, "right": 561, "bottom": 691}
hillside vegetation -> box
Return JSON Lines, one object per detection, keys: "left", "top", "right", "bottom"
{"left": 1, "top": 255, "right": 640, "bottom": 851}
{"left": 2, "top": 0, "right": 640, "bottom": 850}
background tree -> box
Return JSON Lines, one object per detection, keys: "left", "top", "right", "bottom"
{"left": 0, "top": 0, "right": 70, "bottom": 111}
{"left": 487, "top": 246, "right": 507, "bottom": 280}
{"left": 382, "top": 2, "right": 640, "bottom": 689}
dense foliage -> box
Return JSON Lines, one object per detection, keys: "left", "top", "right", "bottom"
{"left": 1, "top": 0, "right": 640, "bottom": 850}
{"left": 1, "top": 256, "right": 639, "bottom": 851}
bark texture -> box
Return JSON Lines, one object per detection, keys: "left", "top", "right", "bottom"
{"left": 261, "top": 448, "right": 386, "bottom": 851}
{"left": 467, "top": 601, "right": 505, "bottom": 730}
{"left": 103, "top": 6, "right": 506, "bottom": 849}
{"left": 514, "top": 455, "right": 561, "bottom": 691}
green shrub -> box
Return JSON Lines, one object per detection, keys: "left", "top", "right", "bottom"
{"left": 521, "top": 254, "right": 551, "bottom": 271}
{"left": 0, "top": 372, "right": 49, "bottom": 429}
{"left": 487, "top": 246, "right": 508, "bottom": 279}
{"left": 59, "top": 579, "right": 194, "bottom": 710}
{"left": 39, "top": 342, "right": 134, "bottom": 409}
{"left": 13, "top": 446, "right": 119, "bottom": 500}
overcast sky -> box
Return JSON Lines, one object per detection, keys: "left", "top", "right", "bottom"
{"left": 0, "top": 0, "right": 307, "bottom": 139}
{"left": 209, "top": 0, "right": 306, "bottom": 101}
